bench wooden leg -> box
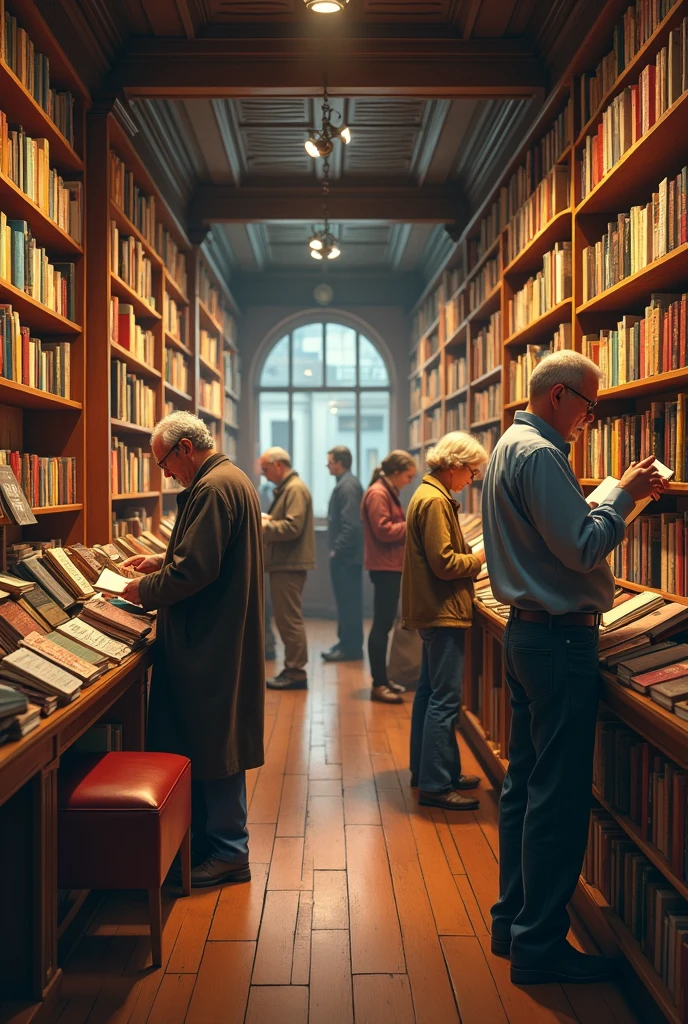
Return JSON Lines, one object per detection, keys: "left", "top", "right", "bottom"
{"left": 148, "top": 887, "right": 163, "bottom": 967}
{"left": 180, "top": 827, "right": 191, "bottom": 896}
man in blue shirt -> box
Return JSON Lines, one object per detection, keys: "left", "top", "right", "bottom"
{"left": 482, "top": 350, "right": 665, "bottom": 986}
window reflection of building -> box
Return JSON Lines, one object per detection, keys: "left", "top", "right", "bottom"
{"left": 258, "top": 322, "right": 391, "bottom": 518}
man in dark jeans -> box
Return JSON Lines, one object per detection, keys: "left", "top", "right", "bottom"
{"left": 482, "top": 350, "right": 665, "bottom": 986}
{"left": 323, "top": 446, "right": 364, "bottom": 662}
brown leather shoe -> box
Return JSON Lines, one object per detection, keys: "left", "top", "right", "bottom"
{"left": 418, "top": 789, "right": 479, "bottom": 810}
{"left": 456, "top": 774, "right": 481, "bottom": 790}
{"left": 190, "top": 856, "right": 251, "bottom": 888}
{"left": 371, "top": 685, "right": 403, "bottom": 704}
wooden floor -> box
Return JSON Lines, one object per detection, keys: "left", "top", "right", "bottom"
{"left": 55, "top": 620, "right": 642, "bottom": 1024}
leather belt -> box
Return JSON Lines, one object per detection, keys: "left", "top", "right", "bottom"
{"left": 511, "top": 609, "right": 601, "bottom": 627}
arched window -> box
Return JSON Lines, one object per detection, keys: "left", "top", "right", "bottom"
{"left": 259, "top": 320, "right": 391, "bottom": 518}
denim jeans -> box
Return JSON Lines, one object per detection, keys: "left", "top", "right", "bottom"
{"left": 192, "top": 770, "right": 249, "bottom": 865}
{"left": 409, "top": 627, "right": 465, "bottom": 792}
{"left": 491, "top": 616, "right": 600, "bottom": 964}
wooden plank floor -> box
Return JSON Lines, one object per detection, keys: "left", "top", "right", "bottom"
{"left": 55, "top": 621, "right": 642, "bottom": 1024}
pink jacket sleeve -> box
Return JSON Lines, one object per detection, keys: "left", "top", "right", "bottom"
{"left": 363, "top": 488, "right": 406, "bottom": 544}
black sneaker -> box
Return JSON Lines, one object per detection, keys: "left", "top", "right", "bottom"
{"left": 511, "top": 942, "right": 616, "bottom": 985}
{"left": 321, "top": 645, "right": 341, "bottom": 660}
{"left": 266, "top": 671, "right": 308, "bottom": 690}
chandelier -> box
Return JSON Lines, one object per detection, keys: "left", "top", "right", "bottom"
{"left": 304, "top": 0, "right": 349, "bottom": 12}
{"left": 305, "top": 87, "right": 351, "bottom": 159}
{"left": 308, "top": 159, "right": 341, "bottom": 260}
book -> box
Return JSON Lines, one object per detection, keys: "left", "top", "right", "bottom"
{"left": 0, "top": 598, "right": 46, "bottom": 653}
{"left": 0, "top": 702, "right": 41, "bottom": 743}
{"left": 0, "top": 648, "right": 81, "bottom": 704}
{"left": 19, "top": 631, "right": 103, "bottom": 685}
{"left": 601, "top": 589, "right": 665, "bottom": 630}
{"left": 79, "top": 597, "right": 152, "bottom": 645}
{"left": 66, "top": 544, "right": 104, "bottom": 584}
{"left": 0, "top": 573, "right": 33, "bottom": 597}
{"left": 0, "top": 682, "right": 28, "bottom": 719}
{"left": 632, "top": 662, "right": 688, "bottom": 690}
{"left": 603, "top": 639, "right": 676, "bottom": 667}
{"left": 44, "top": 630, "right": 110, "bottom": 670}
{"left": 674, "top": 701, "right": 688, "bottom": 722}
{"left": 42, "top": 548, "right": 95, "bottom": 601}
{"left": 14, "top": 555, "right": 77, "bottom": 611}
{"left": 587, "top": 460, "right": 674, "bottom": 526}
{"left": 0, "top": 465, "right": 37, "bottom": 525}
{"left": 56, "top": 618, "right": 131, "bottom": 663}
{"left": 618, "top": 644, "right": 688, "bottom": 686}
{"left": 93, "top": 567, "right": 130, "bottom": 596}
{"left": 651, "top": 679, "right": 688, "bottom": 711}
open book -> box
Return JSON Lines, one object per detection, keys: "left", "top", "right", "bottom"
{"left": 585, "top": 459, "right": 674, "bottom": 524}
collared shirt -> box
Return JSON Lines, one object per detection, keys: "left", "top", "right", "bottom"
{"left": 481, "top": 411, "right": 634, "bottom": 614}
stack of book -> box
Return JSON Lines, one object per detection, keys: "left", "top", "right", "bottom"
{"left": 0, "top": 304, "right": 71, "bottom": 396}
{"left": 473, "top": 382, "right": 501, "bottom": 422}
{"left": 0, "top": 684, "right": 39, "bottom": 745}
{"left": 199, "top": 329, "right": 219, "bottom": 367}
{"left": 109, "top": 151, "right": 156, "bottom": 245}
{"left": 425, "top": 366, "right": 440, "bottom": 403}
{"left": 19, "top": 631, "right": 105, "bottom": 686}
{"left": 509, "top": 343, "right": 551, "bottom": 402}
{"left": 199, "top": 264, "right": 227, "bottom": 329}
{"left": 506, "top": 242, "right": 572, "bottom": 336}
{"left": 198, "top": 378, "right": 222, "bottom": 416}
{"left": 0, "top": 216, "right": 75, "bottom": 320}
{"left": 41, "top": 547, "right": 95, "bottom": 603}
{"left": 0, "top": 596, "right": 47, "bottom": 654}
{"left": 447, "top": 354, "right": 468, "bottom": 393}
{"left": 0, "top": 449, "right": 77, "bottom": 508}
{"left": 467, "top": 256, "right": 499, "bottom": 314}
{"left": 159, "top": 514, "right": 176, "bottom": 541}
{"left": 446, "top": 402, "right": 468, "bottom": 431}
{"left": 79, "top": 598, "right": 153, "bottom": 649}
{"left": 0, "top": 647, "right": 81, "bottom": 706}
{"left": 111, "top": 360, "right": 156, "bottom": 427}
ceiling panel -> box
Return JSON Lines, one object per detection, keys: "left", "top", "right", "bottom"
{"left": 347, "top": 98, "right": 427, "bottom": 125}
{"left": 235, "top": 98, "right": 312, "bottom": 124}
{"left": 240, "top": 128, "right": 316, "bottom": 175}
{"left": 342, "top": 127, "right": 421, "bottom": 176}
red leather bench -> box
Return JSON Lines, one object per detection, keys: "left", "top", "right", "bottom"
{"left": 58, "top": 751, "right": 192, "bottom": 966}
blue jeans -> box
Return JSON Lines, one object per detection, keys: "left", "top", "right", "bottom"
{"left": 409, "top": 627, "right": 465, "bottom": 793}
{"left": 192, "top": 770, "right": 249, "bottom": 865}
{"left": 491, "top": 616, "right": 600, "bottom": 964}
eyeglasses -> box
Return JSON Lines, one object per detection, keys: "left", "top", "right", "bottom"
{"left": 156, "top": 440, "right": 181, "bottom": 470}
{"left": 467, "top": 466, "right": 479, "bottom": 481}
{"left": 563, "top": 384, "right": 597, "bottom": 416}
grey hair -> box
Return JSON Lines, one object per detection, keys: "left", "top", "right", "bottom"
{"left": 151, "top": 411, "right": 215, "bottom": 451}
{"left": 261, "top": 447, "right": 292, "bottom": 467}
{"left": 426, "top": 431, "right": 489, "bottom": 472}
{"left": 529, "top": 350, "right": 604, "bottom": 398}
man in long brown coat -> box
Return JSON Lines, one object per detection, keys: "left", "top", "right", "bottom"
{"left": 121, "top": 411, "right": 264, "bottom": 889}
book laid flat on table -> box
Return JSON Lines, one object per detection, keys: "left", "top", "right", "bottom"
{"left": 586, "top": 459, "right": 674, "bottom": 524}
{"left": 631, "top": 661, "right": 688, "bottom": 690}
{"left": 0, "top": 648, "right": 81, "bottom": 704}
{"left": 42, "top": 547, "right": 95, "bottom": 602}
{"left": 602, "top": 638, "right": 677, "bottom": 667}
{"left": 0, "top": 703, "right": 41, "bottom": 743}
{"left": 79, "top": 598, "right": 153, "bottom": 645}
{"left": 618, "top": 644, "right": 688, "bottom": 687}
{"left": 0, "top": 598, "right": 46, "bottom": 653}
{"left": 17, "top": 585, "right": 69, "bottom": 630}
{"left": 14, "top": 555, "right": 77, "bottom": 611}
{"left": 19, "top": 632, "right": 104, "bottom": 684}
{"left": 674, "top": 702, "right": 688, "bottom": 722}
{"left": 0, "top": 682, "right": 27, "bottom": 719}
{"left": 44, "top": 630, "right": 110, "bottom": 671}
{"left": 0, "top": 573, "right": 34, "bottom": 597}
{"left": 56, "top": 619, "right": 131, "bottom": 664}
{"left": 597, "top": 603, "right": 688, "bottom": 652}
{"left": 601, "top": 590, "right": 665, "bottom": 630}
{"left": 650, "top": 678, "right": 688, "bottom": 711}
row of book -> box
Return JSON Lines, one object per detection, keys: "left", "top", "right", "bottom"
{"left": 409, "top": 417, "right": 421, "bottom": 448}
{"left": 225, "top": 395, "right": 238, "bottom": 430}
{"left": 506, "top": 242, "right": 572, "bottom": 337}
{"left": 3, "top": 10, "right": 75, "bottom": 145}
{"left": 199, "top": 328, "right": 220, "bottom": 368}
{"left": 425, "top": 365, "right": 440, "bottom": 403}
{"left": 611, "top": 512, "right": 688, "bottom": 597}
{"left": 113, "top": 509, "right": 153, "bottom": 539}
{"left": 472, "top": 424, "right": 500, "bottom": 458}
{"left": 165, "top": 349, "right": 190, "bottom": 395}
{"left": 109, "top": 150, "right": 156, "bottom": 247}
{"left": 409, "top": 377, "right": 421, "bottom": 415}
{"left": 467, "top": 255, "right": 499, "bottom": 317}
{"left": 582, "top": 293, "right": 687, "bottom": 385}
{"left": 198, "top": 263, "right": 229, "bottom": 333}
{"left": 581, "top": 167, "right": 688, "bottom": 303}
{"left": 224, "top": 431, "right": 237, "bottom": 462}
{"left": 157, "top": 225, "right": 187, "bottom": 297}
{"left": 447, "top": 353, "right": 468, "bottom": 394}
{"left": 110, "top": 360, "right": 156, "bottom": 428}
{"left": 471, "top": 311, "right": 502, "bottom": 378}
{"left": 413, "top": 288, "right": 440, "bottom": 342}
{"left": 0, "top": 115, "right": 82, "bottom": 242}
{"left": 198, "top": 378, "right": 222, "bottom": 417}
{"left": 506, "top": 322, "right": 573, "bottom": 402}
{"left": 425, "top": 327, "right": 440, "bottom": 360}
{"left": 426, "top": 407, "right": 441, "bottom": 440}
{"left": 580, "top": 0, "right": 678, "bottom": 124}
{"left": 109, "top": 296, "right": 154, "bottom": 365}
{"left": 504, "top": 164, "right": 570, "bottom": 266}
{"left": 584, "top": 402, "right": 687, "bottom": 482}
{"left": 444, "top": 285, "right": 467, "bottom": 340}
{"left": 0, "top": 303, "right": 71, "bottom": 396}
{"left": 583, "top": 809, "right": 688, "bottom": 1017}
{"left": 0, "top": 214, "right": 76, "bottom": 321}
{"left": 580, "top": 22, "right": 688, "bottom": 199}
{"left": 473, "top": 383, "right": 501, "bottom": 423}
{"left": 109, "top": 222, "right": 155, "bottom": 310}
{"left": 164, "top": 291, "right": 186, "bottom": 344}
{"left": 224, "top": 350, "right": 240, "bottom": 395}
{"left": 0, "top": 449, "right": 76, "bottom": 508}
{"left": 446, "top": 400, "right": 468, "bottom": 432}
{"left": 110, "top": 438, "right": 152, "bottom": 495}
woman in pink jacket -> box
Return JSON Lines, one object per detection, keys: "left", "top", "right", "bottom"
{"left": 361, "top": 450, "right": 417, "bottom": 704}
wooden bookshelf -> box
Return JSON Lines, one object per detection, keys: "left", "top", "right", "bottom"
{"left": 196, "top": 248, "right": 241, "bottom": 460}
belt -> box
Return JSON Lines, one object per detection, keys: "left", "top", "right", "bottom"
{"left": 511, "top": 608, "right": 601, "bottom": 627}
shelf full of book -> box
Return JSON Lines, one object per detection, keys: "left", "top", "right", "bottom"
{"left": 0, "top": 0, "right": 89, "bottom": 552}
{"left": 196, "top": 247, "right": 240, "bottom": 464}
{"left": 408, "top": 2, "right": 688, "bottom": 1015}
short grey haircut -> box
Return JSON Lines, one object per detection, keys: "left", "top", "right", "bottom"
{"left": 261, "top": 447, "right": 292, "bottom": 467}
{"left": 426, "top": 431, "right": 489, "bottom": 472}
{"left": 151, "top": 411, "right": 215, "bottom": 451}
{"left": 529, "top": 350, "right": 604, "bottom": 399}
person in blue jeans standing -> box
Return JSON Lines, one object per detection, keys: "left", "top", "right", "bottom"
{"left": 402, "top": 431, "right": 488, "bottom": 811}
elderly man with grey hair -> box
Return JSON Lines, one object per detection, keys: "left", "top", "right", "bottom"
{"left": 482, "top": 350, "right": 666, "bottom": 985}
{"left": 121, "top": 411, "right": 265, "bottom": 889}
{"left": 259, "top": 447, "right": 315, "bottom": 689}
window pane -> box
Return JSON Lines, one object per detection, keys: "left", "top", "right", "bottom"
{"left": 359, "top": 391, "right": 390, "bottom": 487}
{"left": 292, "top": 324, "right": 324, "bottom": 387}
{"left": 259, "top": 390, "right": 290, "bottom": 456}
{"left": 359, "top": 334, "right": 389, "bottom": 386}
{"left": 260, "top": 335, "right": 289, "bottom": 387}
{"left": 325, "top": 323, "right": 356, "bottom": 387}
{"left": 292, "top": 391, "right": 357, "bottom": 518}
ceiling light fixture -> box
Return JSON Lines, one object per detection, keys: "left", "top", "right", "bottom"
{"left": 307, "top": 157, "right": 341, "bottom": 261}
{"left": 304, "top": 0, "right": 349, "bottom": 13}
{"left": 305, "top": 86, "right": 351, "bottom": 159}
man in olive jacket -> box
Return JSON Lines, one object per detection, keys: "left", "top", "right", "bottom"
{"left": 260, "top": 447, "right": 316, "bottom": 690}
{"left": 121, "top": 412, "right": 264, "bottom": 889}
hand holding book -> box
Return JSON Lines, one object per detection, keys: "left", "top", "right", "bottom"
{"left": 120, "top": 553, "right": 164, "bottom": 575}
{"left": 586, "top": 457, "right": 672, "bottom": 525}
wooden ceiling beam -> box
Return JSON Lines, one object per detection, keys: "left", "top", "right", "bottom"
{"left": 189, "top": 183, "right": 464, "bottom": 224}
{"left": 109, "top": 36, "right": 545, "bottom": 97}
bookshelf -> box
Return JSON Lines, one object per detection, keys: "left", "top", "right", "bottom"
{"left": 0, "top": 0, "right": 89, "bottom": 555}
{"left": 411, "top": 1, "right": 688, "bottom": 1016}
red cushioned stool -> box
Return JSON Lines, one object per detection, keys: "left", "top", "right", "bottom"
{"left": 58, "top": 752, "right": 192, "bottom": 966}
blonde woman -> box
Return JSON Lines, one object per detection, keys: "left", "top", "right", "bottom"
{"left": 402, "top": 431, "right": 488, "bottom": 811}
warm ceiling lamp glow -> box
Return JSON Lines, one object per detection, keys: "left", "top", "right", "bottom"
{"left": 305, "top": 87, "right": 351, "bottom": 158}
{"left": 305, "top": 0, "right": 348, "bottom": 11}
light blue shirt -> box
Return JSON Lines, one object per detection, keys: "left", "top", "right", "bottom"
{"left": 481, "top": 411, "right": 634, "bottom": 615}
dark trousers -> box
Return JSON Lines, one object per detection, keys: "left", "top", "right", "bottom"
{"left": 191, "top": 770, "right": 249, "bottom": 865}
{"left": 409, "top": 627, "right": 465, "bottom": 792}
{"left": 367, "top": 570, "right": 401, "bottom": 687}
{"left": 330, "top": 558, "right": 363, "bottom": 655}
{"left": 265, "top": 585, "right": 276, "bottom": 655}
{"left": 491, "top": 616, "right": 600, "bottom": 964}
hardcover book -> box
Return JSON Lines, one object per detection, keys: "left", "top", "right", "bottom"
{"left": 19, "top": 632, "right": 103, "bottom": 684}
{"left": 586, "top": 459, "right": 674, "bottom": 525}
{"left": 43, "top": 548, "right": 95, "bottom": 601}
{"left": 14, "top": 555, "right": 76, "bottom": 611}
{"left": 650, "top": 679, "right": 688, "bottom": 711}
{"left": 56, "top": 619, "right": 130, "bottom": 663}
{"left": 0, "top": 648, "right": 81, "bottom": 702}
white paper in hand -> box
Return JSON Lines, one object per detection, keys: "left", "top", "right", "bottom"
{"left": 94, "top": 567, "right": 130, "bottom": 595}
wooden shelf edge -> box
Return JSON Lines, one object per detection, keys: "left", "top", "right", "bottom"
{"left": 164, "top": 332, "right": 192, "bottom": 356}
{"left": 164, "top": 381, "right": 193, "bottom": 402}
{"left": 470, "top": 416, "right": 501, "bottom": 429}
{"left": 110, "top": 274, "right": 161, "bottom": 321}
{"left": 111, "top": 492, "right": 160, "bottom": 501}
{"left": 110, "top": 343, "right": 161, "bottom": 379}
{"left": 163, "top": 269, "right": 189, "bottom": 306}
{"left": 110, "top": 418, "right": 153, "bottom": 435}
{"left": 471, "top": 366, "right": 502, "bottom": 390}
{"left": 0, "top": 378, "right": 81, "bottom": 411}
{"left": 596, "top": 367, "right": 688, "bottom": 401}
{"left": 0, "top": 277, "right": 81, "bottom": 334}
{"left": 198, "top": 406, "right": 221, "bottom": 421}
{"left": 0, "top": 172, "right": 83, "bottom": 255}
{"left": 502, "top": 207, "right": 572, "bottom": 278}
{"left": 0, "top": 60, "right": 83, "bottom": 173}
{"left": 0, "top": 503, "right": 83, "bottom": 526}
{"left": 577, "top": 243, "right": 688, "bottom": 315}
{"left": 504, "top": 298, "right": 572, "bottom": 348}
{"left": 109, "top": 200, "right": 161, "bottom": 267}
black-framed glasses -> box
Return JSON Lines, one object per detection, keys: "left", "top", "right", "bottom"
{"left": 156, "top": 440, "right": 182, "bottom": 470}
{"left": 563, "top": 384, "right": 597, "bottom": 415}
{"left": 467, "top": 466, "right": 479, "bottom": 481}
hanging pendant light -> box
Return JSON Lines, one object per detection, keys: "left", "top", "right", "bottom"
{"left": 307, "top": 158, "right": 341, "bottom": 261}
{"left": 304, "top": 0, "right": 349, "bottom": 12}
{"left": 305, "top": 86, "right": 351, "bottom": 159}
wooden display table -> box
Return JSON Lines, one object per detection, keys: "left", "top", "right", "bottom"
{"left": 0, "top": 648, "right": 152, "bottom": 1023}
